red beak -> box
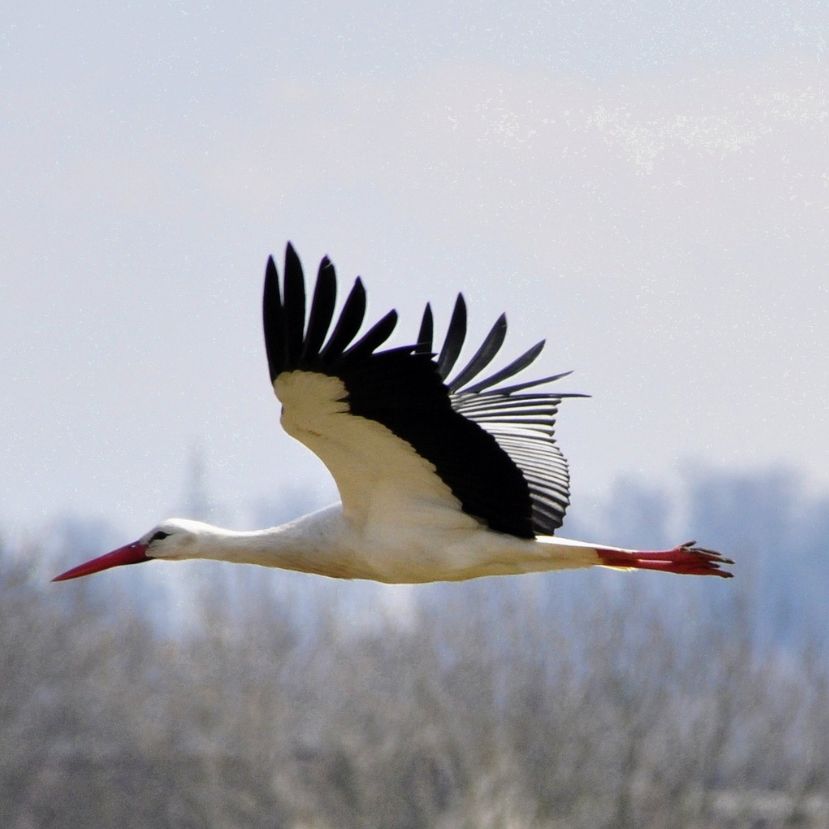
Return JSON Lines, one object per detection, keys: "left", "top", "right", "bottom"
{"left": 52, "top": 541, "right": 150, "bottom": 582}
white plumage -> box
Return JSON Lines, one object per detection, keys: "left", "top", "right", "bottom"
{"left": 54, "top": 244, "right": 732, "bottom": 584}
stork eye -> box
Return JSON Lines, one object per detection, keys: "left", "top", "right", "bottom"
{"left": 149, "top": 531, "right": 170, "bottom": 543}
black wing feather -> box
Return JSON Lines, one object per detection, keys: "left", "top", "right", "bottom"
{"left": 341, "top": 309, "right": 398, "bottom": 364}
{"left": 462, "top": 340, "right": 546, "bottom": 394}
{"left": 416, "top": 304, "right": 434, "bottom": 353}
{"left": 263, "top": 256, "right": 285, "bottom": 379}
{"left": 447, "top": 314, "right": 507, "bottom": 392}
{"left": 320, "top": 278, "right": 366, "bottom": 362}
{"left": 484, "top": 371, "right": 581, "bottom": 396}
{"left": 302, "top": 257, "right": 337, "bottom": 361}
{"left": 283, "top": 243, "right": 306, "bottom": 367}
{"left": 436, "top": 295, "right": 466, "bottom": 379}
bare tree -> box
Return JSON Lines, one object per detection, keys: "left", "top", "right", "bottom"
{"left": 2, "top": 477, "right": 828, "bottom": 829}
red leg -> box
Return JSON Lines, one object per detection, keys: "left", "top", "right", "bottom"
{"left": 596, "top": 541, "right": 734, "bottom": 578}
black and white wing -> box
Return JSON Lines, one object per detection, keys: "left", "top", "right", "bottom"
{"left": 417, "top": 296, "right": 584, "bottom": 536}
{"left": 263, "top": 244, "right": 584, "bottom": 538}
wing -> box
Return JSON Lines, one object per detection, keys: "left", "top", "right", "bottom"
{"left": 263, "top": 244, "right": 583, "bottom": 538}
{"left": 417, "top": 297, "right": 585, "bottom": 535}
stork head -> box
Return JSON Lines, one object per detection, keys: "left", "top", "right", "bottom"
{"left": 52, "top": 518, "right": 204, "bottom": 581}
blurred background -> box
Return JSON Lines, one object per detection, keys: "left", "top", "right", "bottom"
{"left": 2, "top": 2, "right": 827, "bottom": 826}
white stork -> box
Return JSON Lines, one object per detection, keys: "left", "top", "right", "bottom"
{"left": 54, "top": 244, "right": 732, "bottom": 583}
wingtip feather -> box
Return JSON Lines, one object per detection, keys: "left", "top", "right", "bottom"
{"left": 417, "top": 304, "right": 434, "bottom": 353}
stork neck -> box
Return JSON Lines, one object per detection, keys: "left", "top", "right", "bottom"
{"left": 175, "top": 507, "right": 352, "bottom": 578}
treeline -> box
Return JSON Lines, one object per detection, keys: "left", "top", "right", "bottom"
{"left": 2, "top": 540, "right": 827, "bottom": 828}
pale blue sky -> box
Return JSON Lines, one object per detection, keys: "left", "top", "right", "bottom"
{"left": 2, "top": 2, "right": 828, "bottom": 538}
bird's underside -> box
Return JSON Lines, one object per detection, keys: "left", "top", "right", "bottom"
{"left": 51, "top": 244, "right": 733, "bottom": 583}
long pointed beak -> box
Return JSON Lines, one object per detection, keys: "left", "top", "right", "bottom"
{"left": 52, "top": 541, "right": 150, "bottom": 582}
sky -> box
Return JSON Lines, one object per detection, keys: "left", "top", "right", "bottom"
{"left": 2, "top": 1, "right": 828, "bottom": 541}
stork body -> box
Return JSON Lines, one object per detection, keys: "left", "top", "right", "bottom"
{"left": 119, "top": 511, "right": 602, "bottom": 583}
{"left": 54, "top": 245, "right": 732, "bottom": 583}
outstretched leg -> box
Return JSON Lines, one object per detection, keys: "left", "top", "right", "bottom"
{"left": 595, "top": 541, "right": 734, "bottom": 578}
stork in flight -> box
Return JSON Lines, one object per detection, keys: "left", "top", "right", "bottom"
{"left": 54, "top": 245, "right": 732, "bottom": 584}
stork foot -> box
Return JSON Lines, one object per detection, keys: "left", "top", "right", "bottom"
{"left": 596, "top": 540, "right": 734, "bottom": 578}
